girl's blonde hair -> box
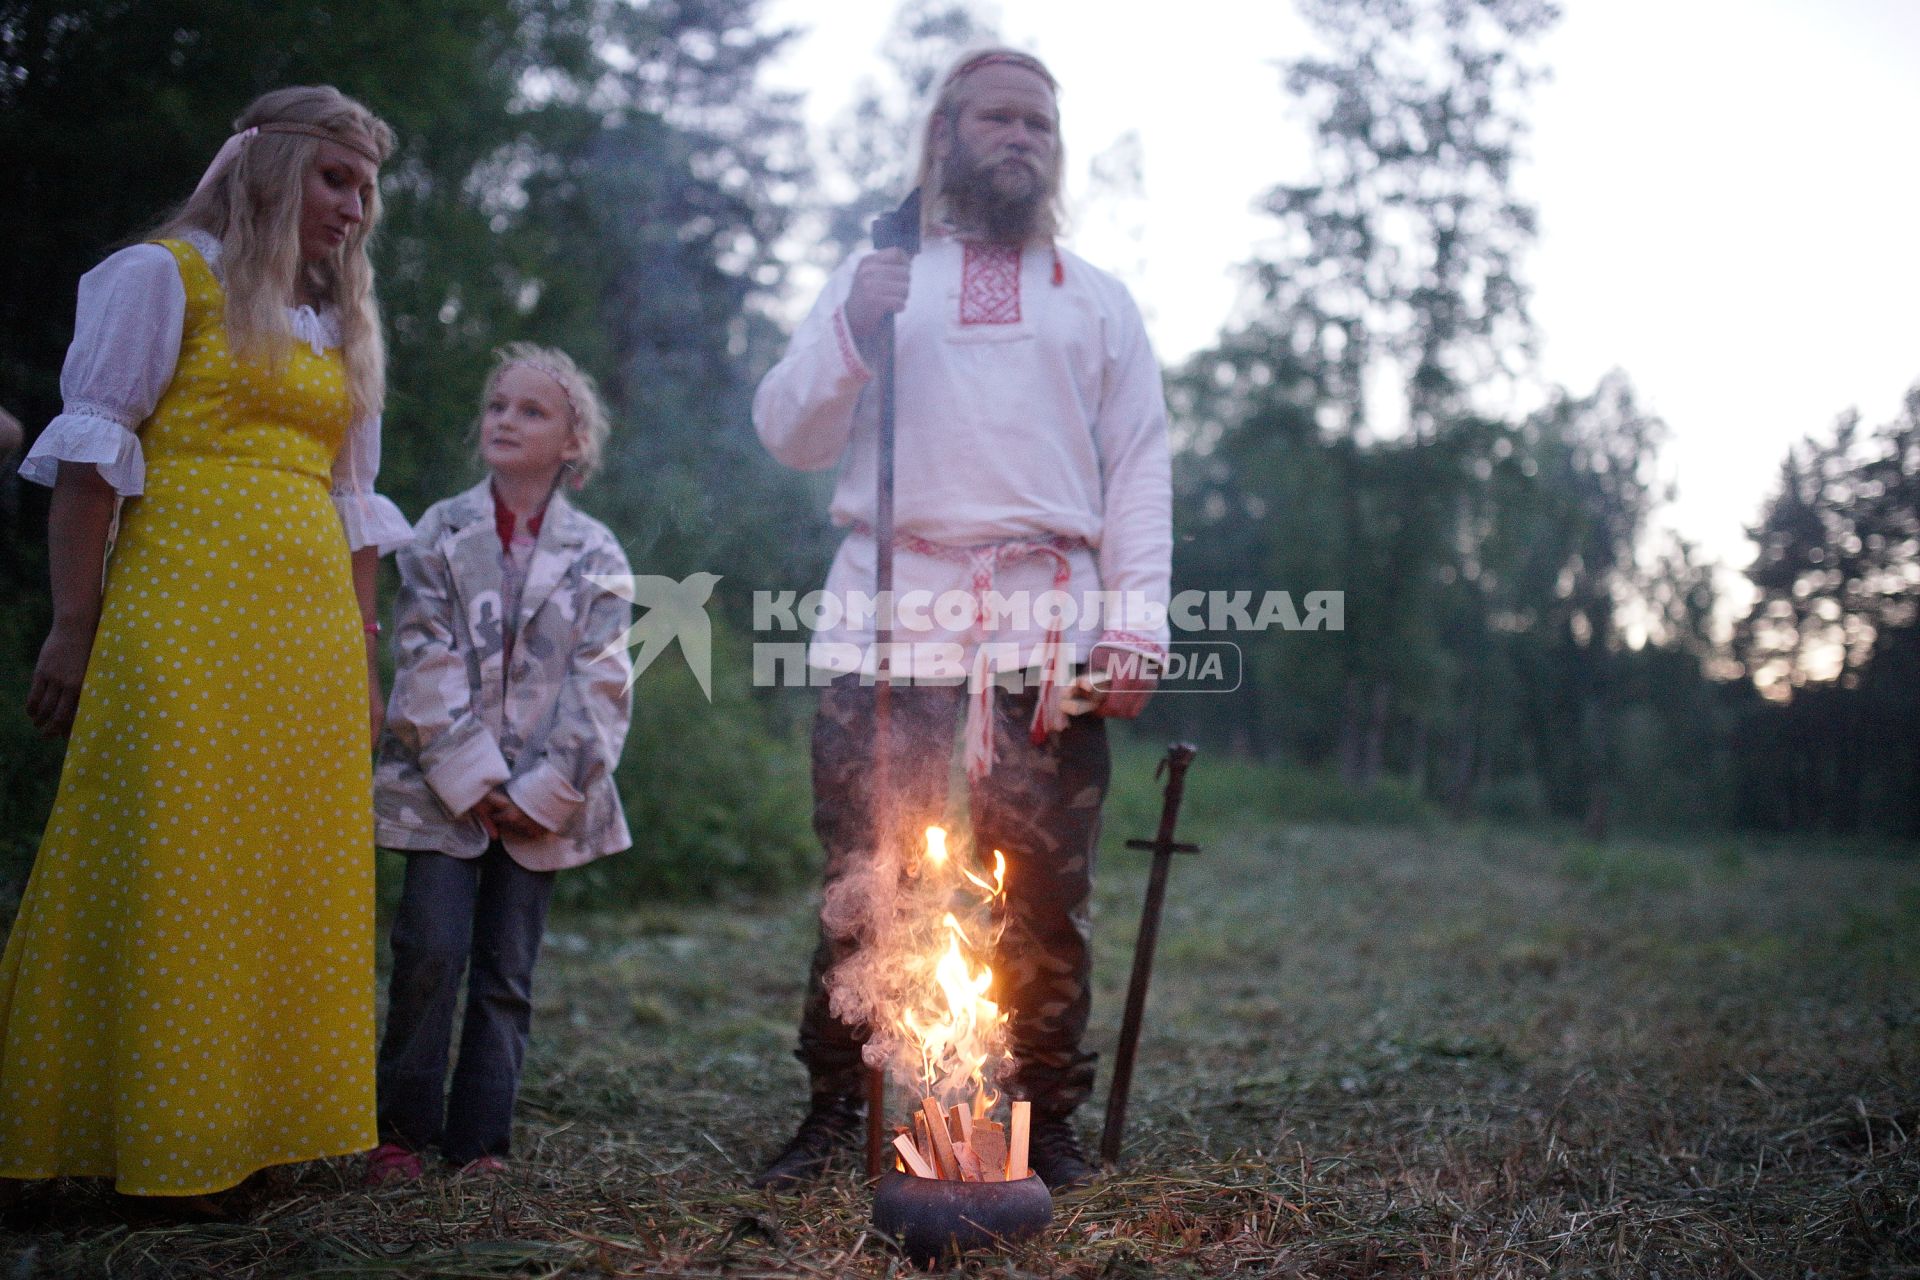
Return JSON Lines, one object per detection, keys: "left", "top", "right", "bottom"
{"left": 913, "top": 47, "right": 1065, "bottom": 240}
{"left": 153, "top": 85, "right": 396, "bottom": 424}
{"left": 483, "top": 343, "right": 613, "bottom": 489}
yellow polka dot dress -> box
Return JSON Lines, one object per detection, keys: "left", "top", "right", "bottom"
{"left": 0, "top": 240, "right": 376, "bottom": 1194}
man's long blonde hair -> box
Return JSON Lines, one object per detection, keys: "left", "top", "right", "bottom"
{"left": 912, "top": 47, "right": 1065, "bottom": 240}
{"left": 152, "top": 86, "right": 395, "bottom": 424}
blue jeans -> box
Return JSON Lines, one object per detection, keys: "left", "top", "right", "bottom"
{"left": 375, "top": 843, "right": 555, "bottom": 1163}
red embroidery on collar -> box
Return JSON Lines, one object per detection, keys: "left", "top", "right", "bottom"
{"left": 960, "top": 242, "right": 1022, "bottom": 325}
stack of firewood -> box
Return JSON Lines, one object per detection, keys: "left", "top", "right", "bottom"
{"left": 890, "top": 1097, "right": 1032, "bottom": 1182}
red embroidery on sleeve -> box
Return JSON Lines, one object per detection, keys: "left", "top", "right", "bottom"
{"left": 959, "top": 242, "right": 1022, "bottom": 325}
{"left": 1098, "top": 630, "right": 1166, "bottom": 659}
{"left": 831, "top": 307, "right": 873, "bottom": 382}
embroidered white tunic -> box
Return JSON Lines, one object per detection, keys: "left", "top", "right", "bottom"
{"left": 19, "top": 228, "right": 411, "bottom": 553}
{"left": 753, "top": 235, "right": 1172, "bottom": 678}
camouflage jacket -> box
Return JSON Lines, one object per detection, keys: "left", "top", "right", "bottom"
{"left": 375, "top": 480, "right": 634, "bottom": 870}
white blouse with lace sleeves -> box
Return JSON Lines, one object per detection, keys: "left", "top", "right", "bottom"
{"left": 331, "top": 415, "right": 412, "bottom": 554}
{"left": 21, "top": 236, "right": 413, "bottom": 554}
{"left": 18, "top": 243, "right": 183, "bottom": 496}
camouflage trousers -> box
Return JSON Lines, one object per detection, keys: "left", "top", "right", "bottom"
{"left": 796, "top": 673, "right": 1110, "bottom": 1118}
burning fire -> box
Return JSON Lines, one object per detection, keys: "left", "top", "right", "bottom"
{"left": 895, "top": 827, "right": 1009, "bottom": 1107}
{"left": 818, "top": 815, "right": 1032, "bottom": 1179}
{"left": 875, "top": 825, "right": 1036, "bottom": 1183}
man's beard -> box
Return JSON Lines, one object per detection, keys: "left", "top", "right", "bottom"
{"left": 942, "top": 134, "right": 1051, "bottom": 244}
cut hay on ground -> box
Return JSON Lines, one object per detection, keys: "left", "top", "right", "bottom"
{"left": 3, "top": 823, "right": 1916, "bottom": 1276}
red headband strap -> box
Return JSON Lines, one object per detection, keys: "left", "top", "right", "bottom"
{"left": 945, "top": 51, "right": 1057, "bottom": 91}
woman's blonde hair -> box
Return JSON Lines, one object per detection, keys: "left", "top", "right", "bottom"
{"left": 153, "top": 85, "right": 395, "bottom": 424}
{"left": 482, "top": 343, "right": 614, "bottom": 489}
{"left": 912, "top": 47, "right": 1065, "bottom": 240}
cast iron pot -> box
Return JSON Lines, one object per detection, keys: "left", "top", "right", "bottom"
{"left": 871, "top": 1169, "right": 1053, "bottom": 1267}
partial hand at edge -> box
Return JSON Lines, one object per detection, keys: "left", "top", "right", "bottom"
{"left": 27, "top": 622, "right": 97, "bottom": 738}
{"left": 1092, "top": 641, "right": 1158, "bottom": 720}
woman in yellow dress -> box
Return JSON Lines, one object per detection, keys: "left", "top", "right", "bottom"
{"left": 2, "top": 86, "right": 409, "bottom": 1199}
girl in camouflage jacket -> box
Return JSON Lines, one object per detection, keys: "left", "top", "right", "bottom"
{"left": 366, "top": 344, "right": 633, "bottom": 1181}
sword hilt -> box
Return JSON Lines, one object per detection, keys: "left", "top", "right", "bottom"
{"left": 1135, "top": 742, "right": 1199, "bottom": 856}
{"left": 1157, "top": 742, "right": 1197, "bottom": 780}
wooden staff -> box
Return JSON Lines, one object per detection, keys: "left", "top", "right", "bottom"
{"left": 864, "top": 188, "right": 923, "bottom": 1176}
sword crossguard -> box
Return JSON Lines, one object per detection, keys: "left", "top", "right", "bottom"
{"left": 1124, "top": 839, "right": 1200, "bottom": 854}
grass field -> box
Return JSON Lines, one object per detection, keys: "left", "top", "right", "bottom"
{"left": 3, "top": 773, "right": 1917, "bottom": 1277}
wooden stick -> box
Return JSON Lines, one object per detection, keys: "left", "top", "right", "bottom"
{"left": 921, "top": 1097, "right": 961, "bottom": 1180}
{"left": 949, "top": 1103, "right": 973, "bottom": 1145}
{"left": 1007, "top": 1099, "right": 1031, "bottom": 1181}
{"left": 973, "top": 1125, "right": 1008, "bottom": 1182}
{"left": 954, "top": 1143, "right": 987, "bottom": 1182}
{"left": 912, "top": 1112, "right": 933, "bottom": 1168}
{"left": 892, "top": 1133, "right": 937, "bottom": 1179}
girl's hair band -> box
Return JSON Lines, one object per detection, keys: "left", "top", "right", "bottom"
{"left": 502, "top": 358, "right": 583, "bottom": 426}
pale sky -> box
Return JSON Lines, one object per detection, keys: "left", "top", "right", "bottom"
{"left": 758, "top": 0, "right": 1920, "bottom": 603}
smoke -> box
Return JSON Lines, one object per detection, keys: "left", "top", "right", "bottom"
{"left": 823, "top": 801, "right": 1013, "bottom": 1108}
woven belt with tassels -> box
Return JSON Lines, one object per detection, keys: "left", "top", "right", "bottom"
{"left": 850, "top": 522, "right": 1088, "bottom": 780}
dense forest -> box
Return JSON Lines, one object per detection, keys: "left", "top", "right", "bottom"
{"left": 4, "top": 0, "right": 1916, "bottom": 906}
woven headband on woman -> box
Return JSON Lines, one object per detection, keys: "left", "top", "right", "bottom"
{"left": 253, "top": 121, "right": 382, "bottom": 164}
{"left": 192, "top": 121, "right": 382, "bottom": 198}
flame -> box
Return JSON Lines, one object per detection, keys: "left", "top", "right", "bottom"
{"left": 890, "top": 827, "right": 1011, "bottom": 1106}
{"left": 961, "top": 849, "right": 1006, "bottom": 897}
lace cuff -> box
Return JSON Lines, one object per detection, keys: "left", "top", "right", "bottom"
{"left": 18, "top": 411, "right": 146, "bottom": 495}
{"left": 332, "top": 489, "right": 413, "bottom": 555}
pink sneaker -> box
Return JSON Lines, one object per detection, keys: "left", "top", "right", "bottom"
{"left": 364, "top": 1142, "right": 425, "bottom": 1186}
{"left": 459, "top": 1155, "right": 508, "bottom": 1177}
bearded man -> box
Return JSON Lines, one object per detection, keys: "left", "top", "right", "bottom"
{"left": 750, "top": 47, "right": 1172, "bottom": 1192}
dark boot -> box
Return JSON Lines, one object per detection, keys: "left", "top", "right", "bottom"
{"left": 750, "top": 1094, "right": 864, "bottom": 1190}
{"left": 1027, "top": 1111, "right": 1096, "bottom": 1192}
